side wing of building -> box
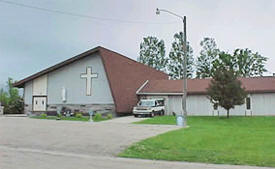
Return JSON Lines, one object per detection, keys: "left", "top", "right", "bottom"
{"left": 137, "top": 78, "right": 275, "bottom": 116}
{"left": 167, "top": 94, "right": 275, "bottom": 116}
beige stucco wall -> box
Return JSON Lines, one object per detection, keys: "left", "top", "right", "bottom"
{"left": 32, "top": 75, "right": 47, "bottom": 96}
{"left": 24, "top": 81, "right": 33, "bottom": 105}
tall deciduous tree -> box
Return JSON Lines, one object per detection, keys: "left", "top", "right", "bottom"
{"left": 212, "top": 51, "right": 237, "bottom": 73}
{"left": 207, "top": 53, "right": 247, "bottom": 118}
{"left": 168, "top": 32, "right": 194, "bottom": 79}
{"left": 138, "top": 36, "right": 167, "bottom": 72}
{"left": 0, "top": 78, "right": 23, "bottom": 114}
{"left": 233, "top": 48, "right": 268, "bottom": 77}
{"left": 196, "top": 37, "right": 220, "bottom": 78}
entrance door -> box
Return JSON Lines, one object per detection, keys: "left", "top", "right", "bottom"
{"left": 33, "top": 96, "right": 47, "bottom": 111}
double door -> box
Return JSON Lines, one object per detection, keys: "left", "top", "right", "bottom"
{"left": 33, "top": 96, "right": 47, "bottom": 111}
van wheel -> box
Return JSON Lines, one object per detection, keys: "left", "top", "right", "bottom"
{"left": 134, "top": 114, "right": 138, "bottom": 118}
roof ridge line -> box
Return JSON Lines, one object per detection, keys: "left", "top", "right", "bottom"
{"left": 13, "top": 46, "right": 102, "bottom": 87}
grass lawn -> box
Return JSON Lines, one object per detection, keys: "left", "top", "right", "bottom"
{"left": 31, "top": 115, "right": 109, "bottom": 122}
{"left": 120, "top": 116, "right": 275, "bottom": 167}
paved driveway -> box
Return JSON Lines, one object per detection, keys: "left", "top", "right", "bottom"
{"left": 0, "top": 116, "right": 177, "bottom": 157}
{"left": 0, "top": 116, "right": 273, "bottom": 169}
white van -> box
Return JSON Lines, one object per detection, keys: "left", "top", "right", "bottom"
{"left": 133, "top": 98, "right": 165, "bottom": 117}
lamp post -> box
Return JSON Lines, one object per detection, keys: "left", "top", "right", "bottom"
{"left": 156, "top": 8, "right": 187, "bottom": 127}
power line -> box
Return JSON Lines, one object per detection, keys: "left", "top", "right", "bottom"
{"left": 0, "top": 0, "right": 177, "bottom": 25}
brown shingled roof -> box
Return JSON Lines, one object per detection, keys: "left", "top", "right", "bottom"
{"left": 138, "top": 77, "right": 275, "bottom": 95}
{"left": 98, "top": 47, "right": 168, "bottom": 113}
{"left": 14, "top": 46, "right": 168, "bottom": 114}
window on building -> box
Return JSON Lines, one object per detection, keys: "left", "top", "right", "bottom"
{"left": 246, "top": 97, "right": 251, "bottom": 110}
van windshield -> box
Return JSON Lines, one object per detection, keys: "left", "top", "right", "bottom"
{"left": 138, "top": 100, "right": 155, "bottom": 107}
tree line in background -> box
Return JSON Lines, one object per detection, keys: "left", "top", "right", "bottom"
{"left": 0, "top": 78, "right": 24, "bottom": 114}
{"left": 138, "top": 34, "right": 268, "bottom": 79}
{"left": 138, "top": 34, "right": 268, "bottom": 117}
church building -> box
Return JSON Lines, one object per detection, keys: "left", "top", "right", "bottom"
{"left": 13, "top": 46, "right": 168, "bottom": 116}
{"left": 14, "top": 46, "right": 275, "bottom": 117}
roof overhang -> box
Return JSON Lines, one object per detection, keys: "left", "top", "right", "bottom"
{"left": 137, "top": 92, "right": 209, "bottom": 96}
{"left": 137, "top": 92, "right": 183, "bottom": 96}
{"left": 137, "top": 90, "right": 275, "bottom": 96}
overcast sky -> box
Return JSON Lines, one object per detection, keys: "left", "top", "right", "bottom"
{"left": 0, "top": 0, "right": 275, "bottom": 84}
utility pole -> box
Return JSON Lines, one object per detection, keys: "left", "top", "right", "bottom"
{"left": 156, "top": 8, "right": 188, "bottom": 127}
{"left": 182, "top": 16, "right": 187, "bottom": 127}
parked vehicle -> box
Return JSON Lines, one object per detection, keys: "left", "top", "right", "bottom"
{"left": 133, "top": 98, "right": 165, "bottom": 117}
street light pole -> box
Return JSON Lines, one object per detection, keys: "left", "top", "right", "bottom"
{"left": 182, "top": 16, "right": 187, "bottom": 127}
{"left": 156, "top": 8, "right": 187, "bottom": 127}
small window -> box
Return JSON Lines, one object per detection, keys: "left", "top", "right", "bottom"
{"left": 35, "top": 101, "right": 38, "bottom": 105}
{"left": 42, "top": 101, "right": 44, "bottom": 105}
{"left": 246, "top": 97, "right": 251, "bottom": 110}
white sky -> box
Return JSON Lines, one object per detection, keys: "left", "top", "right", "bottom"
{"left": 0, "top": 0, "right": 275, "bottom": 84}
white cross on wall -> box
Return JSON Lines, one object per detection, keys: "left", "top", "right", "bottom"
{"left": 80, "top": 67, "right": 98, "bottom": 96}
